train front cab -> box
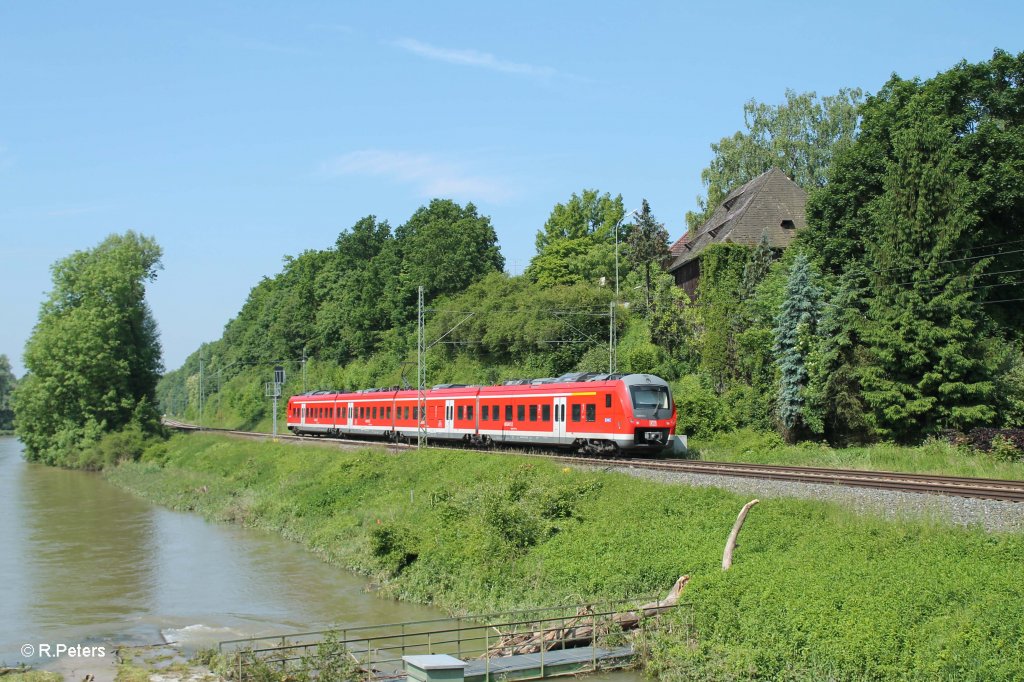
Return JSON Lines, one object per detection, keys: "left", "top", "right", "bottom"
{"left": 616, "top": 374, "right": 675, "bottom": 454}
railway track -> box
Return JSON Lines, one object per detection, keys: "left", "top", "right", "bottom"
{"left": 162, "top": 420, "right": 1024, "bottom": 503}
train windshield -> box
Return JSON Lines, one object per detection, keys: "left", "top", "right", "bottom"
{"left": 629, "top": 385, "right": 672, "bottom": 419}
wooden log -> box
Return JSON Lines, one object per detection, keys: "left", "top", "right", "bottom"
{"left": 484, "top": 576, "right": 690, "bottom": 657}
{"left": 722, "top": 499, "right": 759, "bottom": 570}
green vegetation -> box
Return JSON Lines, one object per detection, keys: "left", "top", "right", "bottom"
{"left": 0, "top": 354, "right": 15, "bottom": 433}
{"left": 108, "top": 433, "right": 1024, "bottom": 680}
{"left": 148, "top": 53, "right": 1024, "bottom": 464}
{"left": 0, "top": 671, "right": 63, "bottom": 682}
{"left": 13, "top": 232, "right": 164, "bottom": 466}
{"left": 692, "top": 428, "right": 1024, "bottom": 480}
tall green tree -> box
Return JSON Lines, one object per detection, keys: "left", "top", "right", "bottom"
{"left": 314, "top": 216, "right": 399, "bottom": 360}
{"left": 774, "top": 254, "right": 821, "bottom": 442}
{"left": 0, "top": 354, "right": 16, "bottom": 431}
{"left": 527, "top": 190, "right": 625, "bottom": 287}
{"left": 803, "top": 50, "right": 1024, "bottom": 440}
{"left": 805, "top": 49, "right": 1024, "bottom": 291}
{"left": 688, "top": 88, "right": 863, "bottom": 230}
{"left": 14, "top": 232, "right": 163, "bottom": 463}
{"left": 394, "top": 199, "right": 504, "bottom": 312}
{"left": 625, "top": 199, "right": 670, "bottom": 308}
{"left": 804, "top": 267, "right": 872, "bottom": 444}
{"left": 859, "top": 121, "right": 997, "bottom": 440}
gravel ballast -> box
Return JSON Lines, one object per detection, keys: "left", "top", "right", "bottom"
{"left": 595, "top": 464, "right": 1024, "bottom": 533}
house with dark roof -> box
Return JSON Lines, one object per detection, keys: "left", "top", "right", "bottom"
{"left": 666, "top": 167, "right": 807, "bottom": 296}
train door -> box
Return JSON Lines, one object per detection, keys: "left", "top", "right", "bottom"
{"left": 300, "top": 403, "right": 307, "bottom": 426}
{"left": 347, "top": 401, "right": 353, "bottom": 428}
{"left": 445, "top": 399, "right": 455, "bottom": 436}
{"left": 554, "top": 397, "right": 567, "bottom": 443}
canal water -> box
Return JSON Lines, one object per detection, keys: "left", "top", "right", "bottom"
{"left": 0, "top": 437, "right": 640, "bottom": 680}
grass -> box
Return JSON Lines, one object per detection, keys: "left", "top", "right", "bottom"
{"left": 1, "top": 673, "right": 62, "bottom": 682}
{"left": 106, "top": 433, "right": 1024, "bottom": 681}
{"left": 689, "top": 427, "right": 1024, "bottom": 480}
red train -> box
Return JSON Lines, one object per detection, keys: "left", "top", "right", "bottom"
{"left": 286, "top": 373, "right": 676, "bottom": 455}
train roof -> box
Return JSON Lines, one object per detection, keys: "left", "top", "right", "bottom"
{"left": 287, "top": 374, "right": 669, "bottom": 402}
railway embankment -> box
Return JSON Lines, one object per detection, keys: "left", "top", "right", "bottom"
{"left": 107, "top": 432, "right": 1024, "bottom": 680}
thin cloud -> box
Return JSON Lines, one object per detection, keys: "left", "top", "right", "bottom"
{"left": 322, "top": 150, "right": 515, "bottom": 203}
{"left": 392, "top": 38, "right": 557, "bottom": 79}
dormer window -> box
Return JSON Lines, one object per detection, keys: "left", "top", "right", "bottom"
{"left": 781, "top": 219, "right": 795, "bottom": 229}
{"left": 723, "top": 194, "right": 741, "bottom": 211}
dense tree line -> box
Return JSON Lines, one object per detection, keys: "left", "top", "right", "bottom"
{"left": 156, "top": 193, "right": 676, "bottom": 427}
{"left": 673, "top": 50, "right": 1024, "bottom": 445}
{"left": 155, "top": 50, "right": 1023, "bottom": 451}
{"left": 13, "top": 232, "right": 164, "bottom": 464}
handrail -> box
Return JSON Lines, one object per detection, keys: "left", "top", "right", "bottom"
{"left": 222, "top": 599, "right": 692, "bottom": 681}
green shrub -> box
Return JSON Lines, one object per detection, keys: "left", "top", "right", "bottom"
{"left": 76, "top": 423, "right": 148, "bottom": 470}
{"left": 672, "top": 374, "right": 734, "bottom": 438}
{"left": 991, "top": 435, "right": 1023, "bottom": 463}
{"left": 368, "top": 522, "right": 419, "bottom": 576}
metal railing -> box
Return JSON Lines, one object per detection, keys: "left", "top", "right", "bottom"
{"left": 218, "top": 597, "right": 691, "bottom": 681}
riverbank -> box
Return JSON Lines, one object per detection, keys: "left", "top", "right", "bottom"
{"left": 106, "top": 433, "right": 1024, "bottom": 680}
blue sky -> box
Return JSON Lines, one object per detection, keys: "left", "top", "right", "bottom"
{"left": 1, "top": 1, "right": 1021, "bottom": 376}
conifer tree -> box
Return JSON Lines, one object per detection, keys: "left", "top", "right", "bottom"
{"left": 804, "top": 267, "right": 871, "bottom": 444}
{"left": 860, "top": 122, "right": 997, "bottom": 440}
{"left": 774, "top": 254, "right": 821, "bottom": 442}
{"left": 625, "top": 199, "right": 670, "bottom": 308}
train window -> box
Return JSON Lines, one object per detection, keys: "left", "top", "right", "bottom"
{"left": 372, "top": 407, "right": 377, "bottom": 419}
{"left": 529, "top": 405, "right": 537, "bottom": 422}
{"left": 517, "top": 405, "right": 525, "bottom": 421}
{"left": 542, "top": 404, "right": 551, "bottom": 421}
{"left": 360, "top": 407, "right": 365, "bottom": 418}
{"left": 413, "top": 406, "right": 419, "bottom": 420}
{"left": 605, "top": 394, "right": 612, "bottom": 408}
{"left": 571, "top": 404, "right": 581, "bottom": 421}
{"left": 404, "top": 406, "right": 409, "bottom": 420}
{"left": 467, "top": 405, "right": 474, "bottom": 420}
{"left": 387, "top": 407, "right": 392, "bottom": 419}
{"left": 457, "top": 405, "right": 464, "bottom": 420}
{"left": 482, "top": 406, "right": 489, "bottom": 421}
{"left": 586, "top": 404, "right": 596, "bottom": 422}
{"left": 505, "top": 405, "right": 513, "bottom": 422}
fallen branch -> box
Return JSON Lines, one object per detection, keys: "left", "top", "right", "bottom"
{"left": 485, "top": 576, "right": 689, "bottom": 657}
{"left": 722, "top": 499, "right": 759, "bottom": 571}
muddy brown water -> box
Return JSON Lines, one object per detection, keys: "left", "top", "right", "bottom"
{"left": 0, "top": 437, "right": 641, "bottom": 679}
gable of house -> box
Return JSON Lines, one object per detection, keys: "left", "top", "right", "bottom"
{"left": 666, "top": 167, "right": 807, "bottom": 295}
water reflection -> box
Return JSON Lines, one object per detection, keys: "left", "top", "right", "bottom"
{"left": 0, "top": 437, "right": 642, "bottom": 680}
{"left": 0, "top": 436, "right": 440, "bottom": 661}
{"left": 20, "top": 453, "right": 157, "bottom": 630}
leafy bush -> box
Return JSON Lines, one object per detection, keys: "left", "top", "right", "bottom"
{"left": 76, "top": 423, "right": 148, "bottom": 470}
{"left": 368, "top": 522, "right": 419, "bottom": 576}
{"left": 991, "top": 436, "right": 1023, "bottom": 463}
{"left": 672, "top": 374, "right": 734, "bottom": 438}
